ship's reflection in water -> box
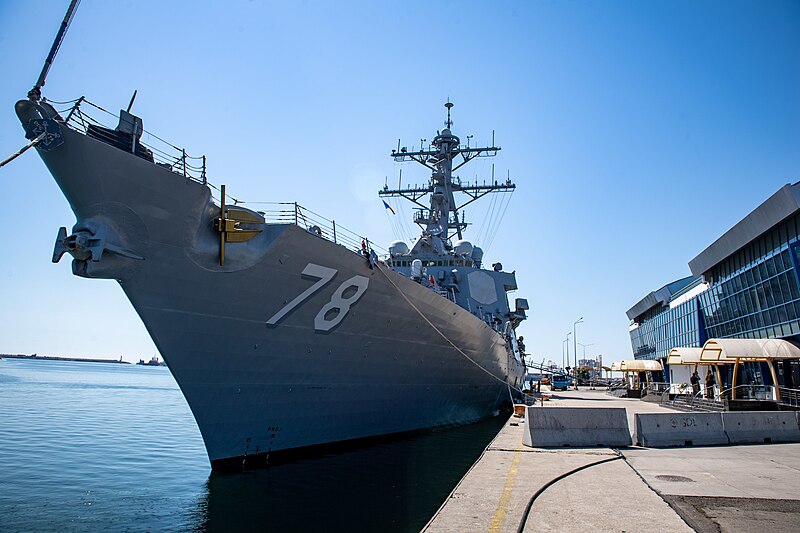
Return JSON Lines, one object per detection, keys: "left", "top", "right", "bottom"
{"left": 192, "top": 415, "right": 506, "bottom": 532}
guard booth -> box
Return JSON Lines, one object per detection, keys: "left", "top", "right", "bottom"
{"left": 610, "top": 360, "right": 663, "bottom": 398}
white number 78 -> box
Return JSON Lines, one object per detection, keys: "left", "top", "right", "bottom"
{"left": 266, "top": 263, "right": 369, "bottom": 332}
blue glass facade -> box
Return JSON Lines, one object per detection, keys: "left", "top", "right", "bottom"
{"left": 698, "top": 214, "right": 800, "bottom": 340}
{"left": 629, "top": 211, "right": 800, "bottom": 363}
{"left": 629, "top": 296, "right": 702, "bottom": 361}
{"left": 627, "top": 185, "right": 800, "bottom": 392}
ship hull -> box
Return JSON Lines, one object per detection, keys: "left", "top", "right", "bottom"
{"left": 127, "top": 223, "right": 521, "bottom": 466}
{"left": 16, "top": 100, "right": 524, "bottom": 468}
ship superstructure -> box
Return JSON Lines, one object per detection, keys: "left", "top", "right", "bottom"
{"left": 380, "top": 103, "right": 528, "bottom": 343}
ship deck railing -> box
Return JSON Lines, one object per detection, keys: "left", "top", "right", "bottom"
{"left": 55, "top": 96, "right": 209, "bottom": 185}
{"left": 52, "top": 96, "right": 386, "bottom": 258}
{"left": 254, "top": 203, "right": 386, "bottom": 256}
{"left": 432, "top": 286, "right": 456, "bottom": 303}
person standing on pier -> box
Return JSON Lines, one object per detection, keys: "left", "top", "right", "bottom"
{"left": 690, "top": 371, "right": 701, "bottom": 396}
{"left": 705, "top": 371, "right": 715, "bottom": 399}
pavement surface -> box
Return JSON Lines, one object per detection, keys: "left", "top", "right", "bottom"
{"left": 422, "top": 388, "right": 800, "bottom": 533}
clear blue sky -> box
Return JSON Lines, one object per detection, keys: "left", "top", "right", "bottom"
{"left": 1, "top": 0, "right": 798, "bottom": 364}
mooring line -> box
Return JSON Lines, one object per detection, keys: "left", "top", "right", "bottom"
{"left": 375, "top": 263, "right": 525, "bottom": 396}
{"left": 0, "top": 132, "right": 46, "bottom": 169}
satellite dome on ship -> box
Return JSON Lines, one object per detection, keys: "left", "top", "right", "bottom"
{"left": 453, "top": 240, "right": 473, "bottom": 257}
{"left": 389, "top": 240, "right": 409, "bottom": 256}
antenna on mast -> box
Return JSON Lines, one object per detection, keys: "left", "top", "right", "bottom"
{"left": 126, "top": 90, "right": 138, "bottom": 113}
{"left": 380, "top": 103, "right": 513, "bottom": 244}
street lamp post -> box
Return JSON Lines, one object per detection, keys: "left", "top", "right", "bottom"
{"left": 573, "top": 317, "right": 583, "bottom": 385}
{"left": 563, "top": 333, "right": 572, "bottom": 372}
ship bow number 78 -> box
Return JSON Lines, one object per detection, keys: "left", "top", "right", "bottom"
{"left": 266, "top": 263, "right": 370, "bottom": 332}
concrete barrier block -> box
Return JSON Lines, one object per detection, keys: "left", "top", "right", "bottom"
{"left": 723, "top": 411, "right": 800, "bottom": 444}
{"left": 634, "top": 413, "right": 727, "bottom": 447}
{"left": 523, "top": 407, "right": 631, "bottom": 448}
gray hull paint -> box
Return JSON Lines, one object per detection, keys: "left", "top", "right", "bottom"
{"left": 20, "top": 104, "right": 524, "bottom": 465}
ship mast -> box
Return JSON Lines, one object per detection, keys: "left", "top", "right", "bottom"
{"left": 379, "top": 102, "right": 514, "bottom": 251}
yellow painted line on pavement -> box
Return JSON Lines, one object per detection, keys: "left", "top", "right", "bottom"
{"left": 488, "top": 442, "right": 523, "bottom": 533}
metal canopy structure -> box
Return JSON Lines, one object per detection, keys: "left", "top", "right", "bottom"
{"left": 697, "top": 338, "right": 800, "bottom": 401}
{"left": 610, "top": 360, "right": 663, "bottom": 372}
{"left": 666, "top": 347, "right": 706, "bottom": 366}
{"left": 667, "top": 346, "right": 726, "bottom": 400}
{"left": 700, "top": 338, "right": 800, "bottom": 362}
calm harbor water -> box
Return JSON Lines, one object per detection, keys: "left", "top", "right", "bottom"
{"left": 0, "top": 358, "right": 505, "bottom": 532}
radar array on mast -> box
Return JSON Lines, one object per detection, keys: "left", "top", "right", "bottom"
{"left": 379, "top": 102, "right": 515, "bottom": 243}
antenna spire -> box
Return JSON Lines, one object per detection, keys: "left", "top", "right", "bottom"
{"left": 382, "top": 103, "right": 512, "bottom": 245}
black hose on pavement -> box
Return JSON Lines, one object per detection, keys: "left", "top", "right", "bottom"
{"left": 515, "top": 454, "right": 624, "bottom": 533}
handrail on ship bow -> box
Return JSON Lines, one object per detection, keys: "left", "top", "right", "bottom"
{"left": 52, "top": 95, "right": 386, "bottom": 258}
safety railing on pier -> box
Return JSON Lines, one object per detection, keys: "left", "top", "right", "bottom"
{"left": 606, "top": 381, "right": 628, "bottom": 397}
{"left": 646, "top": 381, "right": 670, "bottom": 396}
{"left": 688, "top": 388, "right": 720, "bottom": 407}
{"left": 778, "top": 386, "right": 800, "bottom": 408}
{"left": 717, "top": 384, "right": 775, "bottom": 401}
{"left": 666, "top": 384, "right": 800, "bottom": 411}
{"left": 686, "top": 384, "right": 800, "bottom": 409}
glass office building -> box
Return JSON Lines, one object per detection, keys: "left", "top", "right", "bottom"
{"left": 628, "top": 277, "right": 705, "bottom": 361}
{"left": 627, "top": 183, "right": 800, "bottom": 388}
{"left": 696, "top": 217, "right": 800, "bottom": 341}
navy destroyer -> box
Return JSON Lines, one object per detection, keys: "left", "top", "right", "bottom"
{"left": 11, "top": 3, "right": 527, "bottom": 470}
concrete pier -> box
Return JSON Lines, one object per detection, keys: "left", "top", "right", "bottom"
{"left": 423, "top": 388, "right": 800, "bottom": 532}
